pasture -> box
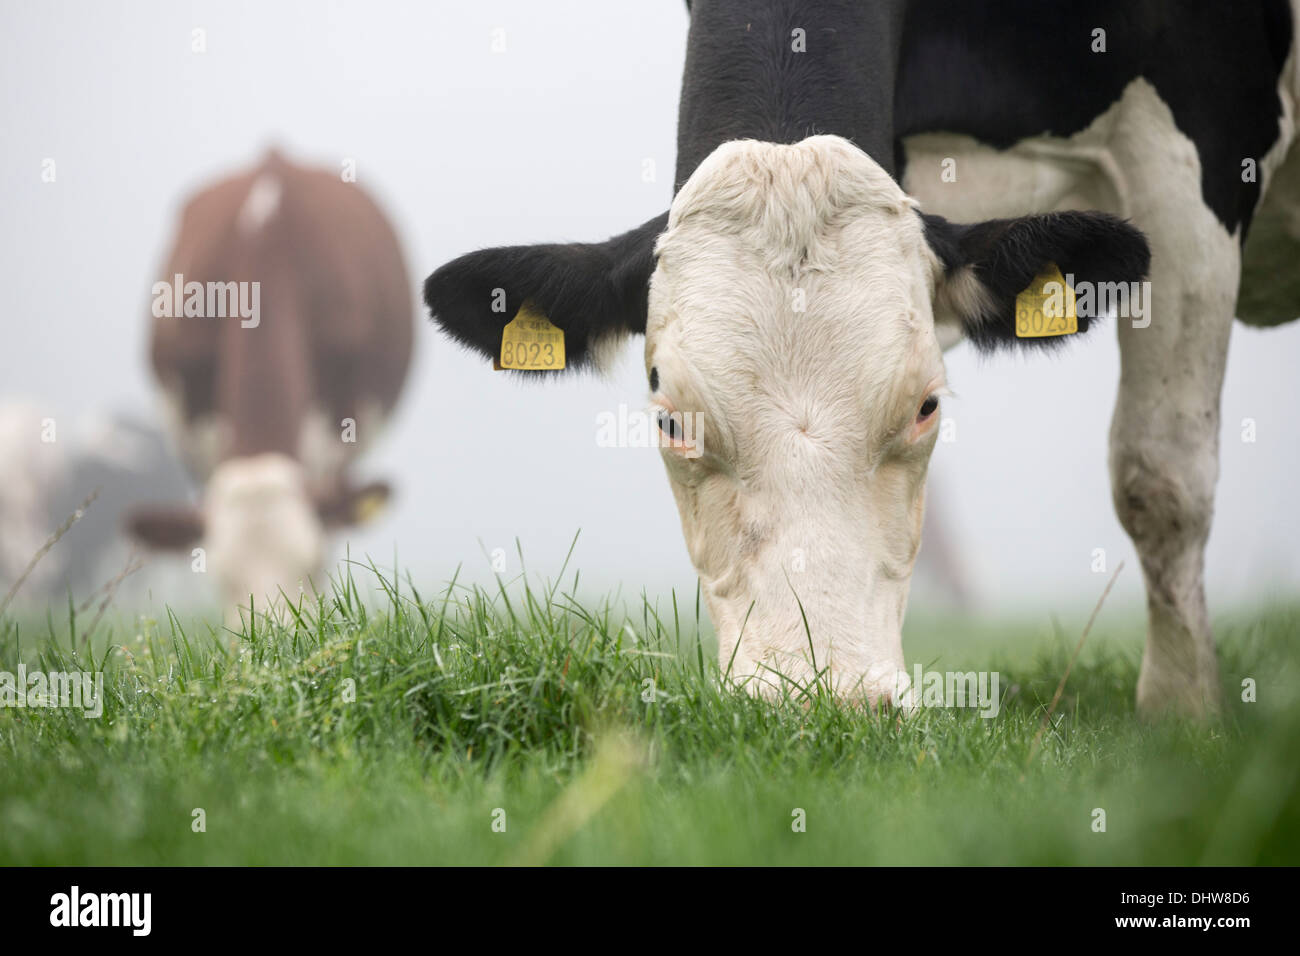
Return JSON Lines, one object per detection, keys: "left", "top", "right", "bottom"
{"left": 3, "top": 1, "right": 1299, "bottom": 885}
{"left": 1, "top": 552, "right": 1296, "bottom": 866}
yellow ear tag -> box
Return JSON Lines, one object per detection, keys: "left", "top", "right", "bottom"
{"left": 354, "top": 489, "right": 388, "bottom": 524}
{"left": 498, "top": 301, "right": 566, "bottom": 370}
{"left": 1014, "top": 262, "right": 1078, "bottom": 338}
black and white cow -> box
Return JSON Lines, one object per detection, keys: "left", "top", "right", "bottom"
{"left": 425, "top": 1, "right": 1299, "bottom": 716}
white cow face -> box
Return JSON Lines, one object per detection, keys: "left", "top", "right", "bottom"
{"left": 204, "top": 454, "right": 326, "bottom": 625}
{"left": 645, "top": 137, "right": 946, "bottom": 700}
{"left": 128, "top": 453, "right": 393, "bottom": 625}
{"left": 425, "top": 133, "right": 1151, "bottom": 704}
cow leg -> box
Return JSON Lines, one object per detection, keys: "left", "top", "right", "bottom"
{"left": 1099, "top": 74, "right": 1259, "bottom": 719}
{"left": 1108, "top": 238, "right": 1237, "bottom": 718}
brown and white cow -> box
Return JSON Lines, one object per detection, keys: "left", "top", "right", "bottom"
{"left": 129, "top": 149, "right": 413, "bottom": 621}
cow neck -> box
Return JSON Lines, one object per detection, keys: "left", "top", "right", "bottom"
{"left": 674, "top": 0, "right": 907, "bottom": 192}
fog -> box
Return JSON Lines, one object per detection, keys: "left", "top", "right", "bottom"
{"left": 2, "top": 0, "right": 1296, "bottom": 616}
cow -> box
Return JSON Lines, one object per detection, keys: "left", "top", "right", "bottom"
{"left": 0, "top": 404, "right": 192, "bottom": 605}
{"left": 424, "top": 0, "right": 1299, "bottom": 717}
{"left": 0, "top": 402, "right": 66, "bottom": 600}
{"left": 128, "top": 149, "right": 414, "bottom": 623}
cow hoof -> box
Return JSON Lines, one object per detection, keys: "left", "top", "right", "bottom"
{"left": 1135, "top": 681, "right": 1222, "bottom": 721}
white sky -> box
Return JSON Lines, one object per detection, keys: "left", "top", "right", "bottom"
{"left": 2, "top": 0, "right": 1295, "bottom": 616}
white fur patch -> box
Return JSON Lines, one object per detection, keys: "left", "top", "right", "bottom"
{"left": 237, "top": 173, "right": 282, "bottom": 234}
{"left": 931, "top": 263, "right": 994, "bottom": 341}
{"left": 648, "top": 135, "right": 946, "bottom": 701}
{"left": 203, "top": 453, "right": 324, "bottom": 623}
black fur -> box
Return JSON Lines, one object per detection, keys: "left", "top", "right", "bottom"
{"left": 897, "top": 0, "right": 1294, "bottom": 236}
{"left": 676, "top": 0, "right": 907, "bottom": 188}
{"left": 924, "top": 210, "right": 1152, "bottom": 350}
{"left": 424, "top": 213, "right": 666, "bottom": 370}
{"left": 431, "top": 0, "right": 1297, "bottom": 361}
{"left": 427, "top": 1, "right": 909, "bottom": 367}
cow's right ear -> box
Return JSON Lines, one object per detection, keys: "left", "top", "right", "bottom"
{"left": 126, "top": 505, "right": 205, "bottom": 551}
{"left": 424, "top": 212, "right": 668, "bottom": 371}
{"left": 316, "top": 480, "right": 391, "bottom": 528}
{"left": 923, "top": 210, "right": 1150, "bottom": 351}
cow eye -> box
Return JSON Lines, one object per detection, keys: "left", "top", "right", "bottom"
{"left": 657, "top": 407, "right": 681, "bottom": 440}
{"left": 918, "top": 395, "right": 939, "bottom": 420}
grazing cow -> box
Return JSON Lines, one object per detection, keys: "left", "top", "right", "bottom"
{"left": 128, "top": 150, "right": 413, "bottom": 621}
{"left": 0, "top": 405, "right": 192, "bottom": 604}
{"left": 0, "top": 403, "right": 66, "bottom": 599}
{"left": 425, "top": 1, "right": 1298, "bottom": 716}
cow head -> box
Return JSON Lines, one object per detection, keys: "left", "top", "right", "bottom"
{"left": 425, "top": 134, "right": 1149, "bottom": 703}
{"left": 127, "top": 453, "right": 391, "bottom": 624}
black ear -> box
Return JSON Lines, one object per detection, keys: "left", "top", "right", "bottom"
{"left": 424, "top": 212, "right": 668, "bottom": 371}
{"left": 126, "top": 505, "right": 204, "bottom": 551}
{"left": 923, "top": 211, "right": 1151, "bottom": 351}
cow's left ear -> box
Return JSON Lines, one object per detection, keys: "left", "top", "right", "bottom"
{"left": 424, "top": 212, "right": 669, "bottom": 371}
{"left": 126, "top": 505, "right": 205, "bottom": 551}
{"left": 923, "top": 211, "right": 1151, "bottom": 350}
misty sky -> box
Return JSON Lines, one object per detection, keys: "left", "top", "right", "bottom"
{"left": 2, "top": 0, "right": 1296, "bottom": 616}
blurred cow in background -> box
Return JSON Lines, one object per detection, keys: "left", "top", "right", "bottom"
{"left": 0, "top": 403, "right": 192, "bottom": 604}
{"left": 128, "top": 149, "right": 414, "bottom": 622}
{"left": 0, "top": 403, "right": 63, "bottom": 599}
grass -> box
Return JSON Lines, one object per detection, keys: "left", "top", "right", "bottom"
{"left": 1, "top": 551, "right": 1298, "bottom": 866}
